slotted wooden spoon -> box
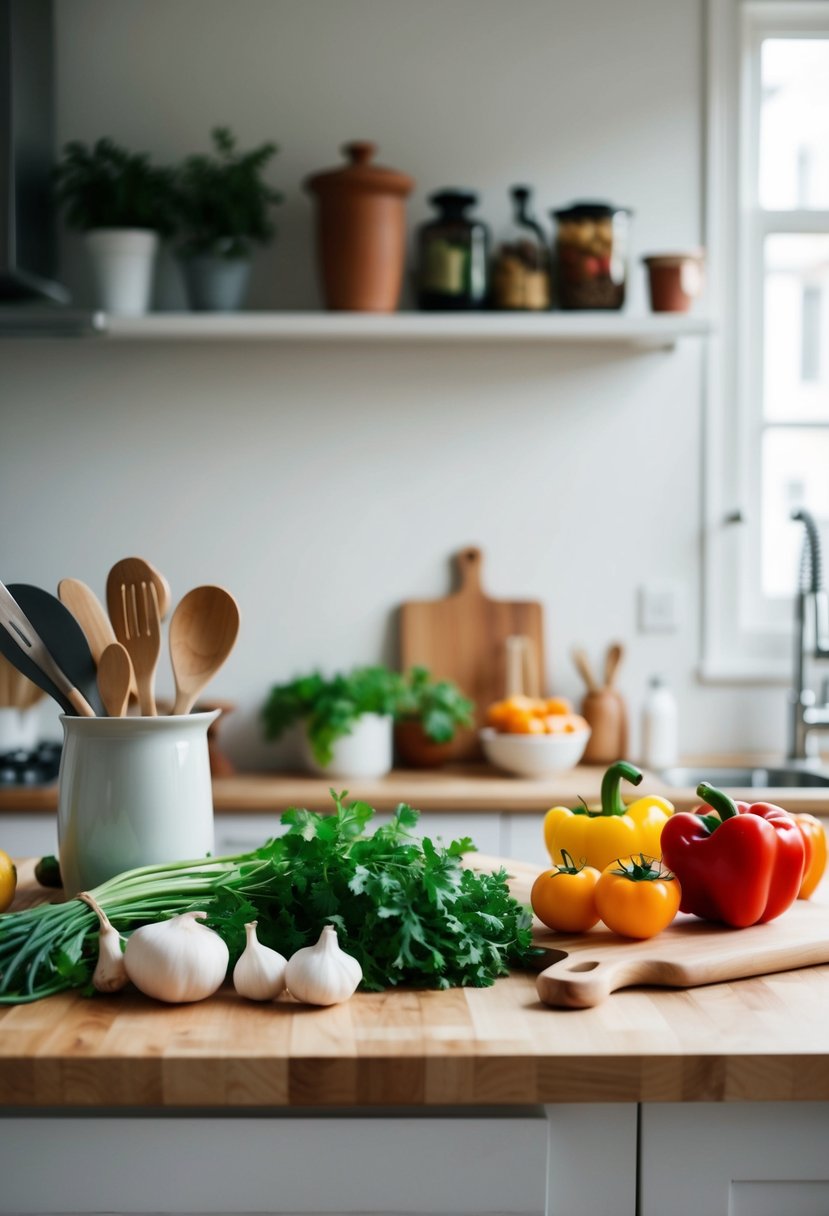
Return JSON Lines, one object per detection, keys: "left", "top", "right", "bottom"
{"left": 169, "top": 585, "right": 240, "bottom": 715}
{"left": 106, "top": 558, "right": 163, "bottom": 716}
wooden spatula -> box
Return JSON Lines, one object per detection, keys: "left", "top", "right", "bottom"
{"left": 58, "top": 577, "right": 139, "bottom": 698}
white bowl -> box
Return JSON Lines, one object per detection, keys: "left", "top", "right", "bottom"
{"left": 480, "top": 726, "right": 591, "bottom": 777}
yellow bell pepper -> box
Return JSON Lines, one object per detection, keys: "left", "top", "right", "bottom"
{"left": 543, "top": 761, "right": 674, "bottom": 873}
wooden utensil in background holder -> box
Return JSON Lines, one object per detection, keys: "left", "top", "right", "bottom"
{"left": 574, "top": 642, "right": 628, "bottom": 764}
{"left": 400, "top": 547, "right": 546, "bottom": 759}
{"left": 504, "top": 635, "right": 540, "bottom": 698}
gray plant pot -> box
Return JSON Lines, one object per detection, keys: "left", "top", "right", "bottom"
{"left": 181, "top": 254, "right": 252, "bottom": 312}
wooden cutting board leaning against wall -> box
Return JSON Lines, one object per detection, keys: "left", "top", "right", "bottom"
{"left": 495, "top": 855, "right": 829, "bottom": 1008}
{"left": 399, "top": 547, "right": 546, "bottom": 759}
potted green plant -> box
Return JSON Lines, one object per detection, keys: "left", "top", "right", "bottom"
{"left": 262, "top": 666, "right": 403, "bottom": 777}
{"left": 174, "top": 126, "right": 283, "bottom": 311}
{"left": 394, "top": 666, "right": 475, "bottom": 767}
{"left": 53, "top": 138, "right": 176, "bottom": 315}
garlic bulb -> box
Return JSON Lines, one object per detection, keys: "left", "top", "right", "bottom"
{"left": 78, "top": 891, "right": 128, "bottom": 993}
{"left": 233, "top": 921, "right": 287, "bottom": 1001}
{"left": 285, "top": 925, "right": 362, "bottom": 1006}
{"left": 123, "top": 911, "right": 229, "bottom": 1004}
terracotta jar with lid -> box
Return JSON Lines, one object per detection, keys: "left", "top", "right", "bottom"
{"left": 304, "top": 141, "right": 415, "bottom": 312}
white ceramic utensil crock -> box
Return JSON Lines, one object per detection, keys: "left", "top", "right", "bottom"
{"left": 57, "top": 710, "right": 219, "bottom": 896}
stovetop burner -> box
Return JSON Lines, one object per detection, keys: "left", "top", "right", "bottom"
{"left": 0, "top": 742, "right": 62, "bottom": 787}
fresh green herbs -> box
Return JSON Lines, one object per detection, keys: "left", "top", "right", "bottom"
{"left": 262, "top": 665, "right": 473, "bottom": 764}
{"left": 175, "top": 126, "right": 282, "bottom": 258}
{"left": 262, "top": 666, "right": 403, "bottom": 766}
{"left": 0, "top": 794, "right": 538, "bottom": 1004}
{"left": 53, "top": 138, "right": 177, "bottom": 235}
{"left": 396, "top": 665, "right": 474, "bottom": 743}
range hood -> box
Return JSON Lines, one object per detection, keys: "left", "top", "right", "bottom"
{"left": 0, "top": 0, "right": 78, "bottom": 328}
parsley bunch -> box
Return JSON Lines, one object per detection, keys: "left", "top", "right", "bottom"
{"left": 0, "top": 794, "right": 538, "bottom": 1003}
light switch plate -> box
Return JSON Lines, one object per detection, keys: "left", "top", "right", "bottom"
{"left": 638, "top": 582, "right": 681, "bottom": 632}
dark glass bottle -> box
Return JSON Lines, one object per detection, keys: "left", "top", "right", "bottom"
{"left": 492, "top": 187, "right": 551, "bottom": 311}
{"left": 416, "top": 190, "right": 489, "bottom": 310}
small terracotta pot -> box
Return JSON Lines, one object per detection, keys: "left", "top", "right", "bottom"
{"left": 305, "top": 141, "right": 415, "bottom": 312}
{"left": 642, "top": 252, "right": 705, "bottom": 313}
{"left": 394, "top": 719, "right": 463, "bottom": 768}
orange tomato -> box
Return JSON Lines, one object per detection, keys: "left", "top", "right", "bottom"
{"left": 531, "top": 854, "right": 601, "bottom": 933}
{"left": 545, "top": 697, "right": 573, "bottom": 715}
{"left": 594, "top": 855, "right": 681, "bottom": 939}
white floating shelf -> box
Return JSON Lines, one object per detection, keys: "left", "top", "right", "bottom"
{"left": 95, "top": 311, "right": 712, "bottom": 349}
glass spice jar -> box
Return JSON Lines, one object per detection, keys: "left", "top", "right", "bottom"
{"left": 491, "top": 186, "right": 551, "bottom": 311}
{"left": 416, "top": 190, "right": 489, "bottom": 310}
{"left": 552, "top": 201, "right": 632, "bottom": 309}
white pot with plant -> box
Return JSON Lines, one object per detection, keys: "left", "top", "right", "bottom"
{"left": 53, "top": 138, "right": 176, "bottom": 315}
{"left": 175, "top": 127, "right": 283, "bottom": 312}
{"left": 262, "top": 667, "right": 401, "bottom": 778}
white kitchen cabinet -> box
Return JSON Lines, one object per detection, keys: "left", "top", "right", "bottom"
{"left": 639, "top": 1102, "right": 829, "bottom": 1216}
{"left": 501, "top": 812, "right": 548, "bottom": 864}
{"left": 0, "top": 1104, "right": 636, "bottom": 1216}
{"left": 1, "top": 813, "right": 58, "bottom": 859}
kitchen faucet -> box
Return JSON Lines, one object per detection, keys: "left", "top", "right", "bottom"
{"left": 789, "top": 508, "right": 829, "bottom": 760}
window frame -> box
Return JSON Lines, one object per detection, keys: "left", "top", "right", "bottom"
{"left": 702, "top": 0, "right": 829, "bottom": 683}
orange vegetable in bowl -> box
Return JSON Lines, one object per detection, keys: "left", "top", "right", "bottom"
{"left": 487, "top": 695, "right": 587, "bottom": 736}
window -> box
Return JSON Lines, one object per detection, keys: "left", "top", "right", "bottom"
{"left": 703, "top": 0, "right": 829, "bottom": 679}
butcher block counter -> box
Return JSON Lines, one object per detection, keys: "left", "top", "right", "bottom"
{"left": 4, "top": 859, "right": 829, "bottom": 1216}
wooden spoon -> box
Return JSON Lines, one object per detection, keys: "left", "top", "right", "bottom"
{"left": 169, "top": 585, "right": 240, "bottom": 715}
{"left": 571, "top": 647, "right": 599, "bottom": 693}
{"left": 97, "top": 642, "right": 134, "bottom": 717}
{"left": 604, "top": 642, "right": 624, "bottom": 688}
{"left": 58, "top": 577, "right": 139, "bottom": 698}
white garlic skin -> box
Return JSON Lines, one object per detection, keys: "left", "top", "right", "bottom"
{"left": 78, "top": 892, "right": 128, "bottom": 993}
{"left": 124, "top": 911, "right": 229, "bottom": 1004}
{"left": 285, "top": 925, "right": 362, "bottom": 1006}
{"left": 233, "top": 921, "right": 287, "bottom": 1001}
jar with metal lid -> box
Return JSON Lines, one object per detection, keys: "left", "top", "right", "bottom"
{"left": 416, "top": 190, "right": 489, "bottom": 310}
{"left": 492, "top": 186, "right": 551, "bottom": 311}
{"left": 552, "top": 201, "right": 632, "bottom": 309}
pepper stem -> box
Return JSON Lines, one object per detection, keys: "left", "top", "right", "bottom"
{"left": 600, "top": 761, "right": 643, "bottom": 817}
{"left": 696, "top": 782, "right": 739, "bottom": 822}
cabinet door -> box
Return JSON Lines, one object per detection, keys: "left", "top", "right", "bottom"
{"left": 2, "top": 812, "right": 58, "bottom": 859}
{"left": 640, "top": 1102, "right": 829, "bottom": 1216}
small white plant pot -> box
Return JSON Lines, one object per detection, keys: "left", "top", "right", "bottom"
{"left": 85, "top": 228, "right": 159, "bottom": 315}
{"left": 302, "top": 712, "right": 394, "bottom": 778}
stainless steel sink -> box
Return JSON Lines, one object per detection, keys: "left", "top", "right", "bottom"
{"left": 658, "top": 765, "right": 829, "bottom": 789}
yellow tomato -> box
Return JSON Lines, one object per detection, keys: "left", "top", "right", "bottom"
{"left": 594, "top": 855, "right": 680, "bottom": 940}
{"left": 0, "top": 849, "right": 17, "bottom": 913}
{"left": 531, "top": 853, "right": 601, "bottom": 933}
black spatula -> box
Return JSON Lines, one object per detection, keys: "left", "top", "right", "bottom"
{"left": 0, "top": 582, "right": 102, "bottom": 716}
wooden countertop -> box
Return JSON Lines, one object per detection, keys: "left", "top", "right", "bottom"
{"left": 4, "top": 763, "right": 829, "bottom": 816}
{"left": 3, "top": 858, "right": 829, "bottom": 1109}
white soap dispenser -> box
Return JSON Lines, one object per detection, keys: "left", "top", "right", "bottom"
{"left": 641, "top": 675, "right": 678, "bottom": 770}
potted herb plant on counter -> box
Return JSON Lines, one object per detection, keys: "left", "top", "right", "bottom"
{"left": 263, "top": 666, "right": 402, "bottom": 778}
{"left": 174, "top": 126, "right": 283, "bottom": 311}
{"left": 53, "top": 138, "right": 176, "bottom": 315}
{"left": 394, "top": 666, "right": 474, "bottom": 767}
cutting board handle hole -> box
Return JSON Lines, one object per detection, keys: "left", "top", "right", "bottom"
{"left": 568, "top": 960, "right": 600, "bottom": 973}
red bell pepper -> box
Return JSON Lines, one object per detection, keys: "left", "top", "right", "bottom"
{"left": 659, "top": 782, "right": 805, "bottom": 928}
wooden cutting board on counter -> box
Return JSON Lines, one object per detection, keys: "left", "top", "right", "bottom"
{"left": 399, "top": 547, "right": 546, "bottom": 759}
{"left": 488, "top": 855, "right": 829, "bottom": 1008}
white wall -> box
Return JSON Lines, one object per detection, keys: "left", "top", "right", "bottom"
{"left": 1, "top": 0, "right": 788, "bottom": 766}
